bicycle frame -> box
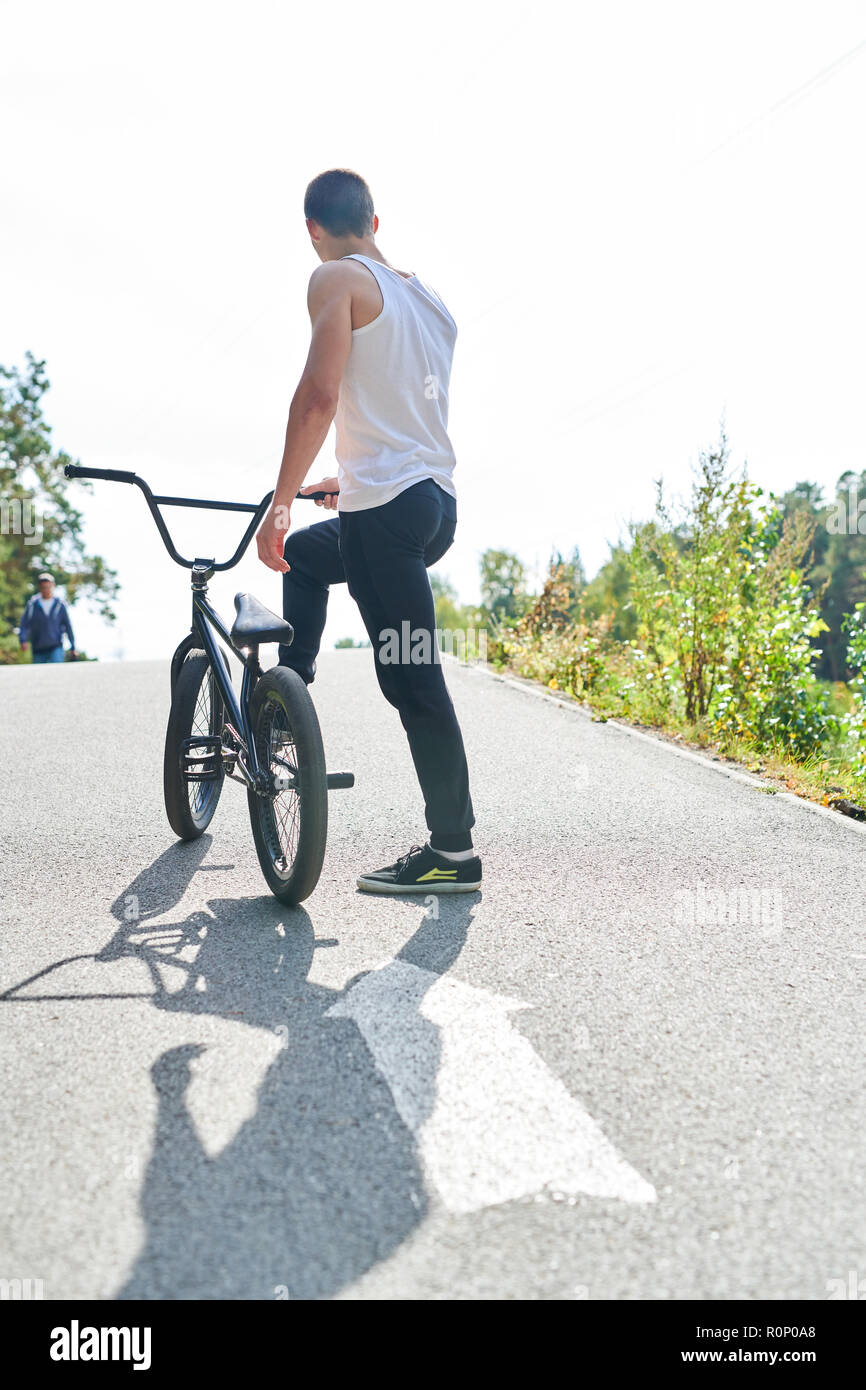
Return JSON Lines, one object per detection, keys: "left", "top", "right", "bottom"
{"left": 63, "top": 462, "right": 330, "bottom": 795}
{"left": 190, "top": 570, "right": 266, "bottom": 790}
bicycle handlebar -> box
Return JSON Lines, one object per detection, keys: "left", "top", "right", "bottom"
{"left": 65, "top": 465, "right": 139, "bottom": 486}
{"left": 63, "top": 464, "right": 332, "bottom": 570}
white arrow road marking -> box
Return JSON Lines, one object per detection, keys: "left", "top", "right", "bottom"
{"left": 327, "top": 959, "right": 656, "bottom": 1213}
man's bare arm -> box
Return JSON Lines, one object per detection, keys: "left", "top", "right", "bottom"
{"left": 256, "top": 264, "right": 353, "bottom": 570}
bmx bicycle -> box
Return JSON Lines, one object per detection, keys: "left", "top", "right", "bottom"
{"left": 63, "top": 463, "right": 353, "bottom": 904}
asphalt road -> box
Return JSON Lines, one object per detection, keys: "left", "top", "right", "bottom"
{"left": 1, "top": 650, "right": 864, "bottom": 1300}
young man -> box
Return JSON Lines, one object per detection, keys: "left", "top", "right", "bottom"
{"left": 19, "top": 573, "right": 77, "bottom": 664}
{"left": 255, "top": 169, "right": 480, "bottom": 894}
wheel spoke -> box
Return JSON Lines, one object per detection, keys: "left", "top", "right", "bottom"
{"left": 258, "top": 699, "right": 301, "bottom": 877}
{"left": 187, "top": 667, "right": 220, "bottom": 819}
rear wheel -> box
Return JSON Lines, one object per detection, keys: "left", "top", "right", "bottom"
{"left": 247, "top": 666, "right": 327, "bottom": 904}
{"left": 163, "top": 650, "right": 225, "bottom": 839}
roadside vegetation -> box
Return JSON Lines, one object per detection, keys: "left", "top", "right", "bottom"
{"left": 436, "top": 429, "right": 866, "bottom": 815}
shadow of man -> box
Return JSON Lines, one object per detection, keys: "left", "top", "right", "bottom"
{"left": 111, "top": 864, "right": 476, "bottom": 1299}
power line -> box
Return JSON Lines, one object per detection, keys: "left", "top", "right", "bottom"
{"left": 692, "top": 34, "right": 866, "bottom": 166}
{"left": 547, "top": 362, "right": 695, "bottom": 443}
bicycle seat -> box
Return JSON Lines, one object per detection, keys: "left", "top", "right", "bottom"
{"left": 230, "top": 592, "right": 294, "bottom": 647}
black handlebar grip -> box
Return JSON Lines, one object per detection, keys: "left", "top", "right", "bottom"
{"left": 295, "top": 490, "right": 333, "bottom": 501}
{"left": 64, "top": 464, "right": 138, "bottom": 484}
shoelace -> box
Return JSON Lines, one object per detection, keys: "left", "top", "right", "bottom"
{"left": 394, "top": 843, "right": 424, "bottom": 873}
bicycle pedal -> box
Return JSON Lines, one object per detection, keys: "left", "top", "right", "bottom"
{"left": 182, "top": 735, "right": 223, "bottom": 780}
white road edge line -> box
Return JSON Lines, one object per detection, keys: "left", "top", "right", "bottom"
{"left": 443, "top": 656, "right": 866, "bottom": 840}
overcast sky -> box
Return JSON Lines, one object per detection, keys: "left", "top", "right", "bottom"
{"left": 2, "top": 0, "right": 865, "bottom": 659}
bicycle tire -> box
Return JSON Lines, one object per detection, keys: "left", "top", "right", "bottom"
{"left": 163, "top": 649, "right": 225, "bottom": 840}
{"left": 247, "top": 665, "right": 327, "bottom": 904}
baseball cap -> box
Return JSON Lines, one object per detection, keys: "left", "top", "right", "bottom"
{"left": 37, "top": 572, "right": 55, "bottom": 583}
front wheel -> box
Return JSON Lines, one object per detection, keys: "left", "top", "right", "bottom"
{"left": 163, "top": 650, "right": 225, "bottom": 840}
{"left": 247, "top": 665, "right": 328, "bottom": 904}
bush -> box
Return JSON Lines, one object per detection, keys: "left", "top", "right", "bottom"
{"left": 486, "top": 429, "right": 855, "bottom": 773}
{"left": 496, "top": 564, "right": 611, "bottom": 699}
{"left": 627, "top": 431, "right": 837, "bottom": 757}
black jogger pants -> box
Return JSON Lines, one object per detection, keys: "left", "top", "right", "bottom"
{"left": 279, "top": 479, "right": 475, "bottom": 851}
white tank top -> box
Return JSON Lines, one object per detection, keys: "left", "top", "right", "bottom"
{"left": 334, "top": 254, "right": 458, "bottom": 512}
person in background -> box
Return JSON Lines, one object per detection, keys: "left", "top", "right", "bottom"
{"left": 19, "top": 573, "right": 77, "bottom": 664}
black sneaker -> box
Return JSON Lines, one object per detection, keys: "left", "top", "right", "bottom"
{"left": 357, "top": 842, "right": 482, "bottom": 895}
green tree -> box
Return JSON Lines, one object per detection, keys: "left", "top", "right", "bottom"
{"left": 479, "top": 549, "right": 530, "bottom": 627}
{"left": 842, "top": 603, "right": 866, "bottom": 780}
{"left": 0, "top": 353, "right": 118, "bottom": 662}
{"left": 429, "top": 573, "right": 464, "bottom": 631}
{"left": 429, "top": 572, "right": 486, "bottom": 659}
{"left": 816, "top": 471, "right": 866, "bottom": 680}
{"left": 772, "top": 474, "right": 866, "bottom": 681}
{"left": 582, "top": 542, "right": 637, "bottom": 642}
{"left": 548, "top": 545, "right": 585, "bottom": 620}
{"left": 551, "top": 545, "right": 585, "bottom": 589}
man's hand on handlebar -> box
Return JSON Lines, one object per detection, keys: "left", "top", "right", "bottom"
{"left": 256, "top": 503, "right": 291, "bottom": 574}
{"left": 299, "top": 477, "right": 339, "bottom": 511}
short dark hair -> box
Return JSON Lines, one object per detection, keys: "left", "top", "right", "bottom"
{"left": 304, "top": 169, "right": 374, "bottom": 238}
